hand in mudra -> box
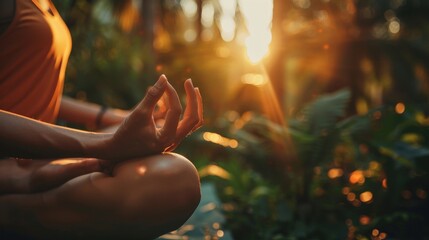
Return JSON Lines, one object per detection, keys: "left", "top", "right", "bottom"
{"left": 102, "top": 75, "right": 203, "bottom": 160}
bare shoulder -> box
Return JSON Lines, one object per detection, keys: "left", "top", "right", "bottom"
{"left": 0, "top": 0, "right": 16, "bottom": 36}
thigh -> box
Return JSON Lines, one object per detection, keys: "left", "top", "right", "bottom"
{"left": 2, "top": 153, "right": 201, "bottom": 239}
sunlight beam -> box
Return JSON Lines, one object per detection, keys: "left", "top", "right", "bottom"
{"left": 238, "top": 0, "right": 273, "bottom": 64}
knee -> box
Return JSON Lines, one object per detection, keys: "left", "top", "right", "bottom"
{"left": 113, "top": 153, "right": 201, "bottom": 236}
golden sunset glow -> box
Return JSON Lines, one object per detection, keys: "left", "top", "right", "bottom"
{"left": 238, "top": 0, "right": 273, "bottom": 63}
{"left": 241, "top": 73, "right": 267, "bottom": 86}
{"left": 38, "top": 1, "right": 428, "bottom": 239}
{"left": 218, "top": 0, "right": 237, "bottom": 42}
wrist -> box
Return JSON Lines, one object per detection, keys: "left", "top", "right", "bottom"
{"left": 95, "top": 108, "right": 128, "bottom": 129}
{"left": 81, "top": 132, "right": 113, "bottom": 159}
{"left": 95, "top": 106, "right": 108, "bottom": 129}
{"left": 104, "top": 109, "right": 128, "bottom": 126}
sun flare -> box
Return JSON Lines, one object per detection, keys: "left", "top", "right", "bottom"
{"left": 239, "top": 0, "right": 273, "bottom": 64}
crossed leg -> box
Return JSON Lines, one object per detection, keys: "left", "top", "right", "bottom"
{"left": 0, "top": 153, "right": 201, "bottom": 239}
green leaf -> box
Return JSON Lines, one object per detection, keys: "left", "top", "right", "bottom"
{"left": 300, "top": 89, "right": 351, "bottom": 135}
{"left": 276, "top": 201, "right": 293, "bottom": 222}
{"left": 157, "top": 183, "right": 233, "bottom": 240}
{"left": 372, "top": 141, "right": 429, "bottom": 168}
{"left": 251, "top": 186, "right": 271, "bottom": 198}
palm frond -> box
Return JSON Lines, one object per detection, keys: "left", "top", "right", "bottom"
{"left": 297, "top": 89, "right": 351, "bottom": 135}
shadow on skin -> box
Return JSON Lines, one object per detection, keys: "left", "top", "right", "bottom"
{"left": 1, "top": 153, "right": 201, "bottom": 240}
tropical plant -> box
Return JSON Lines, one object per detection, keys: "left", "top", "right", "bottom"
{"left": 205, "top": 89, "right": 429, "bottom": 239}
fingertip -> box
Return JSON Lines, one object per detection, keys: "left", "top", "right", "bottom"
{"left": 184, "top": 78, "right": 194, "bottom": 87}
{"left": 185, "top": 79, "right": 196, "bottom": 94}
{"left": 155, "top": 75, "right": 168, "bottom": 89}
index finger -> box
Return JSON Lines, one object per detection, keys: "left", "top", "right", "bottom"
{"left": 138, "top": 75, "right": 168, "bottom": 113}
{"left": 158, "top": 80, "right": 182, "bottom": 140}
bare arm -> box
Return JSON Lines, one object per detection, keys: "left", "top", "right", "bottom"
{"left": 0, "top": 75, "right": 203, "bottom": 161}
{"left": 0, "top": 110, "right": 108, "bottom": 159}
{"left": 58, "top": 96, "right": 128, "bottom": 130}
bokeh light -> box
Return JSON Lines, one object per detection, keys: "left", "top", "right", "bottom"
{"left": 218, "top": 0, "right": 237, "bottom": 42}
{"left": 203, "top": 132, "right": 239, "bottom": 148}
{"left": 328, "top": 168, "right": 344, "bottom": 179}
{"left": 349, "top": 170, "right": 365, "bottom": 185}
{"left": 395, "top": 102, "right": 405, "bottom": 114}
{"left": 359, "top": 191, "right": 373, "bottom": 203}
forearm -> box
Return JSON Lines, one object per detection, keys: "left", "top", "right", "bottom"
{"left": 59, "top": 96, "right": 127, "bottom": 129}
{"left": 0, "top": 110, "right": 109, "bottom": 159}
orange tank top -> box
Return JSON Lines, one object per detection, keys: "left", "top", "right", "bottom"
{"left": 0, "top": 0, "right": 71, "bottom": 123}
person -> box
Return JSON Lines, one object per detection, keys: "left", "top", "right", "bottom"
{"left": 0, "top": 0, "right": 203, "bottom": 239}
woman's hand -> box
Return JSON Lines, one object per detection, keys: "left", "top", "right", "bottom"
{"left": 165, "top": 77, "right": 203, "bottom": 151}
{"left": 0, "top": 74, "right": 202, "bottom": 163}
{"left": 100, "top": 75, "right": 203, "bottom": 160}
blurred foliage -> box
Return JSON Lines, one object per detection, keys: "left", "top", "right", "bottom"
{"left": 158, "top": 182, "right": 234, "bottom": 240}
{"left": 200, "top": 90, "right": 429, "bottom": 239}
{"left": 270, "top": 0, "right": 429, "bottom": 116}
{"left": 51, "top": 0, "right": 429, "bottom": 239}
{"left": 53, "top": 0, "right": 155, "bottom": 109}
{"left": 52, "top": 0, "right": 429, "bottom": 120}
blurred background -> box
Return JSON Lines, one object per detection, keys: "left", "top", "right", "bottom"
{"left": 53, "top": 0, "right": 429, "bottom": 239}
